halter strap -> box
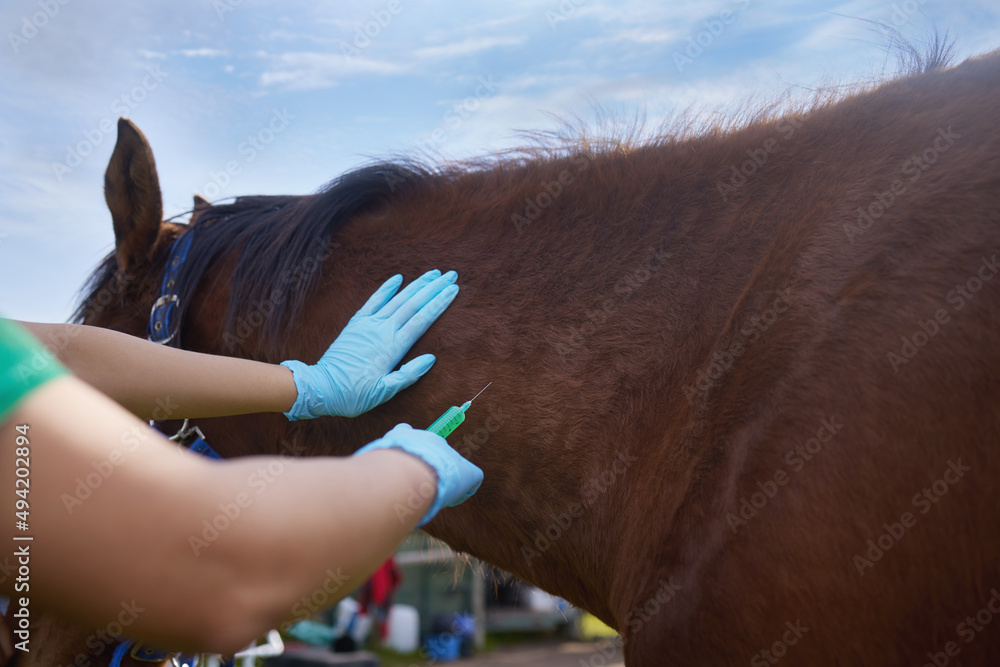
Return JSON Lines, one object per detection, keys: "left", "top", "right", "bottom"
{"left": 109, "top": 640, "right": 134, "bottom": 667}
{"left": 148, "top": 228, "right": 196, "bottom": 346}
{"left": 145, "top": 225, "right": 222, "bottom": 461}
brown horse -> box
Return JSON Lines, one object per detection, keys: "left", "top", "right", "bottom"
{"left": 29, "top": 50, "right": 1000, "bottom": 665}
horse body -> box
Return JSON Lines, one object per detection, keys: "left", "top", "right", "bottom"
{"left": 58, "top": 50, "right": 1000, "bottom": 665}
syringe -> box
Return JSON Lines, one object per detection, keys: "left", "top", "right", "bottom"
{"left": 426, "top": 382, "right": 492, "bottom": 438}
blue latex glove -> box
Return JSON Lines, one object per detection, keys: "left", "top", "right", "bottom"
{"left": 281, "top": 270, "right": 459, "bottom": 420}
{"left": 354, "top": 423, "right": 483, "bottom": 526}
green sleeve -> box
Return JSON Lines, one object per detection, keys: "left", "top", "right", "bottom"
{"left": 0, "top": 318, "right": 69, "bottom": 424}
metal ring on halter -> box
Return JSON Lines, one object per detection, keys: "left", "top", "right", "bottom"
{"left": 165, "top": 420, "right": 219, "bottom": 460}
{"left": 167, "top": 419, "right": 205, "bottom": 443}
{"left": 148, "top": 226, "right": 195, "bottom": 346}
{"left": 148, "top": 294, "right": 180, "bottom": 345}
{"left": 151, "top": 294, "right": 179, "bottom": 309}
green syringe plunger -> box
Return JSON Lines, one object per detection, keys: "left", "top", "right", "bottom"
{"left": 426, "top": 382, "right": 492, "bottom": 438}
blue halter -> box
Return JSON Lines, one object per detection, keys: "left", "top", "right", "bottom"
{"left": 146, "top": 226, "right": 222, "bottom": 460}
{"left": 148, "top": 227, "right": 195, "bottom": 346}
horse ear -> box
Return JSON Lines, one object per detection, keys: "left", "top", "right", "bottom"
{"left": 104, "top": 118, "right": 164, "bottom": 272}
{"left": 190, "top": 194, "right": 211, "bottom": 224}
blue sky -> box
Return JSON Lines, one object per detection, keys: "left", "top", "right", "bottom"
{"left": 1, "top": 0, "right": 998, "bottom": 323}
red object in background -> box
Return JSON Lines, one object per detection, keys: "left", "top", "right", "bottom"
{"left": 357, "top": 557, "right": 402, "bottom": 639}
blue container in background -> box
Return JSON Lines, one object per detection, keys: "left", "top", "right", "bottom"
{"left": 452, "top": 614, "right": 476, "bottom": 657}
{"left": 424, "top": 634, "right": 461, "bottom": 662}
{"left": 451, "top": 613, "right": 475, "bottom": 638}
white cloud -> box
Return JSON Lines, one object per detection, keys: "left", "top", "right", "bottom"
{"left": 501, "top": 72, "right": 587, "bottom": 93}
{"left": 580, "top": 27, "right": 685, "bottom": 47}
{"left": 458, "top": 14, "right": 530, "bottom": 32}
{"left": 413, "top": 36, "right": 526, "bottom": 61}
{"left": 260, "top": 52, "right": 410, "bottom": 89}
{"left": 259, "top": 32, "right": 527, "bottom": 91}
{"left": 424, "top": 13, "right": 530, "bottom": 42}
{"left": 180, "top": 48, "right": 229, "bottom": 57}
{"left": 571, "top": 1, "right": 724, "bottom": 26}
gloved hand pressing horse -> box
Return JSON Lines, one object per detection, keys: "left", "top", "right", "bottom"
{"left": 353, "top": 423, "right": 483, "bottom": 525}
{"left": 281, "top": 269, "right": 459, "bottom": 420}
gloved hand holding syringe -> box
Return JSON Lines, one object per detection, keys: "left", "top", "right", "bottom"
{"left": 353, "top": 382, "right": 491, "bottom": 526}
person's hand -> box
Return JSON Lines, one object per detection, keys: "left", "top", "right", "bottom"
{"left": 281, "top": 270, "right": 459, "bottom": 420}
{"left": 353, "top": 423, "right": 483, "bottom": 526}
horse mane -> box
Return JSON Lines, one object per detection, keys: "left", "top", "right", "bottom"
{"left": 73, "top": 162, "right": 435, "bottom": 355}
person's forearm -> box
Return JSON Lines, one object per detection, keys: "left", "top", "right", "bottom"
{"left": 190, "top": 449, "right": 433, "bottom": 650}
{"left": 10, "top": 376, "right": 434, "bottom": 653}
{"left": 19, "top": 321, "right": 296, "bottom": 420}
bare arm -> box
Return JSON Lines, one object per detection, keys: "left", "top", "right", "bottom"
{"left": 19, "top": 321, "right": 296, "bottom": 420}
{"left": 2, "top": 375, "right": 435, "bottom": 653}
{"left": 17, "top": 269, "right": 459, "bottom": 422}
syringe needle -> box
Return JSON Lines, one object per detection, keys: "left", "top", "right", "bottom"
{"left": 468, "top": 382, "right": 492, "bottom": 404}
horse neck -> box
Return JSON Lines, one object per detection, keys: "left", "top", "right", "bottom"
{"left": 185, "top": 149, "right": 772, "bottom": 628}
{"left": 319, "top": 169, "right": 736, "bottom": 624}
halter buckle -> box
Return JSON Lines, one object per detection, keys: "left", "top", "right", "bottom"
{"left": 148, "top": 294, "right": 180, "bottom": 345}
